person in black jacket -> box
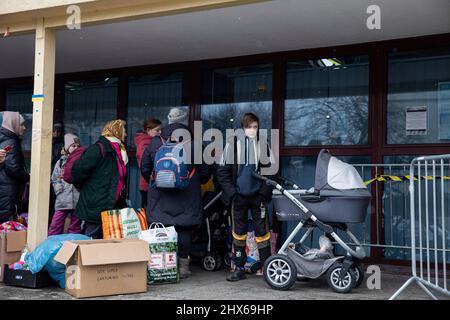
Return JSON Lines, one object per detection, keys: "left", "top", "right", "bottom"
{"left": 216, "top": 113, "right": 275, "bottom": 282}
{"left": 140, "top": 109, "right": 211, "bottom": 279}
{"left": 0, "top": 111, "right": 30, "bottom": 223}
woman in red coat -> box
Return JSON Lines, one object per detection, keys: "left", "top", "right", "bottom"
{"left": 135, "top": 118, "right": 162, "bottom": 208}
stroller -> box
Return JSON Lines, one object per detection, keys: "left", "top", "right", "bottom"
{"left": 190, "top": 190, "right": 232, "bottom": 271}
{"left": 253, "top": 149, "right": 371, "bottom": 293}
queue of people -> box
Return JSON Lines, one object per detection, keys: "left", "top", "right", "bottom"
{"left": 0, "top": 108, "right": 274, "bottom": 282}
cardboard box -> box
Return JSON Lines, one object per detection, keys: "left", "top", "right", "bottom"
{"left": 0, "top": 230, "right": 27, "bottom": 282}
{"left": 55, "top": 239, "right": 150, "bottom": 298}
{"left": 3, "top": 265, "right": 56, "bottom": 288}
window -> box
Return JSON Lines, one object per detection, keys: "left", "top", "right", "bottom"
{"left": 127, "top": 73, "right": 187, "bottom": 149}
{"left": 285, "top": 56, "right": 369, "bottom": 146}
{"left": 64, "top": 78, "right": 118, "bottom": 147}
{"left": 201, "top": 65, "right": 273, "bottom": 135}
{"left": 5, "top": 84, "right": 33, "bottom": 151}
{"left": 387, "top": 47, "right": 450, "bottom": 144}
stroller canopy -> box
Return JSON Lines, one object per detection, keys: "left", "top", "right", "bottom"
{"left": 314, "top": 149, "right": 367, "bottom": 191}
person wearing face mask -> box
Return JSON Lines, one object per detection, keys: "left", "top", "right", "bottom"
{"left": 216, "top": 112, "right": 275, "bottom": 282}
{"left": 0, "top": 111, "right": 30, "bottom": 223}
{"left": 72, "top": 120, "right": 129, "bottom": 239}
{"left": 48, "top": 133, "right": 83, "bottom": 235}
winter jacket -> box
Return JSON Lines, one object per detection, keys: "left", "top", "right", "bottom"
{"left": 140, "top": 123, "right": 211, "bottom": 227}
{"left": 134, "top": 132, "right": 152, "bottom": 191}
{"left": 51, "top": 155, "right": 80, "bottom": 211}
{"left": 72, "top": 136, "right": 127, "bottom": 224}
{"left": 0, "top": 128, "right": 30, "bottom": 219}
{"left": 216, "top": 135, "right": 275, "bottom": 206}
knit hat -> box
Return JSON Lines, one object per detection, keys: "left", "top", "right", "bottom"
{"left": 64, "top": 133, "right": 80, "bottom": 152}
{"left": 53, "top": 122, "right": 63, "bottom": 130}
{"left": 167, "top": 107, "right": 188, "bottom": 125}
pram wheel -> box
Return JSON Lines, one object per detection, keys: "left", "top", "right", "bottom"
{"left": 352, "top": 262, "right": 364, "bottom": 288}
{"left": 223, "top": 253, "right": 231, "bottom": 267}
{"left": 326, "top": 263, "right": 356, "bottom": 294}
{"left": 263, "top": 254, "right": 297, "bottom": 291}
{"left": 202, "top": 254, "right": 223, "bottom": 271}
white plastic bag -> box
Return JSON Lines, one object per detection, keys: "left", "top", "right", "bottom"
{"left": 139, "top": 223, "right": 178, "bottom": 284}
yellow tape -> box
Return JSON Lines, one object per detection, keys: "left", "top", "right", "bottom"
{"left": 364, "top": 175, "right": 450, "bottom": 185}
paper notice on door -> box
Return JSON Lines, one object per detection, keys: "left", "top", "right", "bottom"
{"left": 406, "top": 106, "right": 427, "bottom": 136}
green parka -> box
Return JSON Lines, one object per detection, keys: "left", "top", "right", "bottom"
{"left": 72, "top": 136, "right": 126, "bottom": 223}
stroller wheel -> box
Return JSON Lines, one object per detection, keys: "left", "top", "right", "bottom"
{"left": 223, "top": 253, "right": 231, "bottom": 267}
{"left": 326, "top": 263, "right": 356, "bottom": 294}
{"left": 352, "top": 263, "right": 365, "bottom": 288}
{"left": 263, "top": 254, "right": 297, "bottom": 291}
{"left": 203, "top": 254, "right": 223, "bottom": 271}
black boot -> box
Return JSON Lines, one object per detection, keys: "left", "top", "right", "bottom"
{"left": 227, "top": 247, "right": 247, "bottom": 282}
{"left": 227, "top": 268, "right": 247, "bottom": 281}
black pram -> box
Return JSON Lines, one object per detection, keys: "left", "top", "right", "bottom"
{"left": 190, "top": 191, "right": 231, "bottom": 271}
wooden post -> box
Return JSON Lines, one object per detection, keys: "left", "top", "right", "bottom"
{"left": 27, "top": 18, "right": 56, "bottom": 250}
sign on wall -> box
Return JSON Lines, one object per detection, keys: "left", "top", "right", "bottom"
{"left": 406, "top": 106, "right": 427, "bottom": 136}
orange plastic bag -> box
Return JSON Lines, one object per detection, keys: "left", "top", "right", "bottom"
{"left": 101, "top": 208, "right": 148, "bottom": 239}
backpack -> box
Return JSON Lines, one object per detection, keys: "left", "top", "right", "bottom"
{"left": 62, "top": 142, "right": 104, "bottom": 184}
{"left": 151, "top": 137, "right": 196, "bottom": 190}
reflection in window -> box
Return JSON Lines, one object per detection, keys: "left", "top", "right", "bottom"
{"left": 127, "top": 73, "right": 187, "bottom": 149}
{"left": 64, "top": 78, "right": 118, "bottom": 147}
{"left": 387, "top": 47, "right": 450, "bottom": 144}
{"left": 6, "top": 85, "right": 33, "bottom": 151}
{"left": 285, "top": 56, "right": 369, "bottom": 146}
{"left": 201, "top": 65, "right": 273, "bottom": 136}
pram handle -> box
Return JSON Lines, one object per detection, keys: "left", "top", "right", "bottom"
{"left": 275, "top": 176, "right": 301, "bottom": 189}
{"left": 252, "top": 172, "right": 279, "bottom": 188}
{"left": 252, "top": 172, "right": 303, "bottom": 190}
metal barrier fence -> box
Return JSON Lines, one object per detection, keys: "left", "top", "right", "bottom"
{"left": 389, "top": 154, "right": 450, "bottom": 300}
{"left": 327, "top": 163, "right": 450, "bottom": 266}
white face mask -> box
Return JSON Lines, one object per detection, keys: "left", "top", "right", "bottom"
{"left": 244, "top": 128, "right": 257, "bottom": 139}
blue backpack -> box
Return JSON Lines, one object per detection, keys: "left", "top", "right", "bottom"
{"left": 151, "top": 137, "right": 196, "bottom": 190}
